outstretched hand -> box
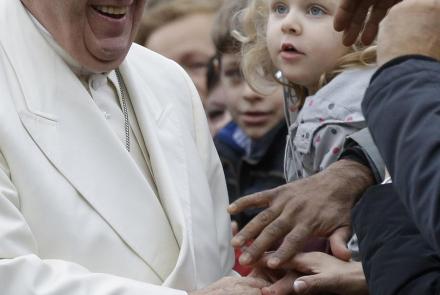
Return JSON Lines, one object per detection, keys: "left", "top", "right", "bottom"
{"left": 229, "top": 160, "right": 374, "bottom": 268}
{"left": 334, "top": 0, "right": 401, "bottom": 46}
{"left": 264, "top": 252, "right": 368, "bottom": 295}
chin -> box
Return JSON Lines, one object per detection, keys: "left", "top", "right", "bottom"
{"left": 82, "top": 52, "right": 128, "bottom": 73}
{"left": 84, "top": 40, "right": 132, "bottom": 72}
{"left": 245, "top": 130, "right": 266, "bottom": 140}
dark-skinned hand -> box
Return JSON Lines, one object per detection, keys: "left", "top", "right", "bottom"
{"left": 228, "top": 160, "right": 374, "bottom": 268}
{"left": 334, "top": 0, "right": 401, "bottom": 46}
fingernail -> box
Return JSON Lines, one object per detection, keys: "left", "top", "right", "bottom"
{"left": 239, "top": 252, "right": 252, "bottom": 265}
{"left": 231, "top": 236, "right": 244, "bottom": 246}
{"left": 293, "top": 280, "right": 307, "bottom": 293}
{"left": 268, "top": 257, "right": 280, "bottom": 268}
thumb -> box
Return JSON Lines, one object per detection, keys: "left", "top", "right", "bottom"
{"left": 329, "top": 226, "right": 352, "bottom": 261}
{"left": 293, "top": 274, "right": 335, "bottom": 295}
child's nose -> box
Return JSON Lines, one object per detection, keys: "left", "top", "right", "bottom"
{"left": 242, "top": 84, "right": 262, "bottom": 102}
{"left": 281, "top": 16, "right": 302, "bottom": 35}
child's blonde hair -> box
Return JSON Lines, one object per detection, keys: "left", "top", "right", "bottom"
{"left": 236, "top": 0, "right": 376, "bottom": 105}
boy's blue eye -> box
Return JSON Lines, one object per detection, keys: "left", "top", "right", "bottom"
{"left": 273, "top": 3, "right": 289, "bottom": 15}
{"left": 307, "top": 5, "right": 326, "bottom": 16}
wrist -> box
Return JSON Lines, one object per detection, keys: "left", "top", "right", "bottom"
{"left": 321, "top": 159, "right": 374, "bottom": 205}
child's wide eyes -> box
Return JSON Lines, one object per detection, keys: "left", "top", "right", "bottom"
{"left": 272, "top": 3, "right": 289, "bottom": 15}
{"left": 307, "top": 5, "right": 326, "bottom": 16}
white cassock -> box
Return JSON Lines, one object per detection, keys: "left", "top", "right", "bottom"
{"left": 0, "top": 0, "right": 235, "bottom": 294}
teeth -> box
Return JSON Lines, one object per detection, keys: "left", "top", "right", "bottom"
{"left": 95, "top": 5, "right": 128, "bottom": 16}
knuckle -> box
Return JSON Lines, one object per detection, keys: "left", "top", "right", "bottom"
{"left": 284, "top": 233, "right": 301, "bottom": 246}
{"left": 264, "top": 223, "right": 285, "bottom": 238}
{"left": 234, "top": 196, "right": 251, "bottom": 207}
{"left": 272, "top": 218, "right": 292, "bottom": 233}
{"left": 257, "top": 208, "right": 277, "bottom": 225}
{"left": 284, "top": 228, "right": 308, "bottom": 247}
{"left": 245, "top": 242, "right": 263, "bottom": 256}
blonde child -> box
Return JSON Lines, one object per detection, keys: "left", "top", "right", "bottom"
{"left": 239, "top": 0, "right": 376, "bottom": 183}
{"left": 233, "top": 0, "right": 377, "bottom": 293}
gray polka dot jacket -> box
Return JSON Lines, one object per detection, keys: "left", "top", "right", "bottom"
{"left": 284, "top": 67, "right": 377, "bottom": 182}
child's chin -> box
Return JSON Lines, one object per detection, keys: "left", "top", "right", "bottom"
{"left": 243, "top": 126, "right": 270, "bottom": 140}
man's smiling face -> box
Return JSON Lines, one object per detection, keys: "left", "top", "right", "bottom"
{"left": 22, "top": 0, "right": 146, "bottom": 72}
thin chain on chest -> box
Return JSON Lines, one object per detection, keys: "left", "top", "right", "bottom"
{"left": 115, "top": 69, "right": 130, "bottom": 152}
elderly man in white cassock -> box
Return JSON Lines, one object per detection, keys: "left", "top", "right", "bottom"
{"left": 0, "top": 0, "right": 268, "bottom": 294}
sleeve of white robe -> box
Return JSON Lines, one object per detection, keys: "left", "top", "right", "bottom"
{"left": 179, "top": 66, "right": 236, "bottom": 278}
{"left": 0, "top": 150, "right": 189, "bottom": 295}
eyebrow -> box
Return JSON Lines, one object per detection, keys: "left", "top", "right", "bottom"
{"left": 270, "top": 0, "right": 337, "bottom": 10}
{"left": 303, "top": 0, "right": 337, "bottom": 9}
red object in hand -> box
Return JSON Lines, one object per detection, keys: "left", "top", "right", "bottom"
{"left": 233, "top": 245, "right": 253, "bottom": 276}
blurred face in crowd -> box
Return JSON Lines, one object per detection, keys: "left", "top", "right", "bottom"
{"left": 146, "top": 13, "right": 216, "bottom": 103}
{"left": 266, "top": 0, "right": 349, "bottom": 92}
{"left": 206, "top": 83, "right": 231, "bottom": 136}
{"left": 221, "top": 53, "right": 284, "bottom": 140}
{"left": 21, "top": 0, "right": 146, "bottom": 73}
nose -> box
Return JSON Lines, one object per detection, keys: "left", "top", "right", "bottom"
{"left": 281, "top": 12, "right": 302, "bottom": 35}
{"left": 243, "top": 84, "right": 262, "bottom": 103}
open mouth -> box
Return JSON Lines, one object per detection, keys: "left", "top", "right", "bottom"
{"left": 281, "top": 43, "right": 304, "bottom": 54}
{"left": 92, "top": 5, "right": 129, "bottom": 19}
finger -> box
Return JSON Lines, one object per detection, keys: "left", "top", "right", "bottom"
{"left": 232, "top": 207, "right": 281, "bottom": 248}
{"left": 248, "top": 268, "right": 270, "bottom": 282}
{"left": 288, "top": 252, "right": 330, "bottom": 273}
{"left": 263, "top": 272, "right": 299, "bottom": 295}
{"left": 342, "top": 0, "right": 376, "bottom": 46}
{"left": 238, "top": 216, "right": 291, "bottom": 265}
{"left": 293, "top": 274, "right": 336, "bottom": 295}
{"left": 228, "top": 189, "right": 275, "bottom": 215}
{"left": 329, "top": 227, "right": 352, "bottom": 261}
{"left": 267, "top": 225, "right": 312, "bottom": 268}
{"left": 361, "top": 0, "right": 396, "bottom": 44}
{"left": 252, "top": 256, "right": 287, "bottom": 282}
{"left": 334, "top": 0, "right": 361, "bottom": 32}
{"left": 360, "top": 18, "right": 380, "bottom": 45}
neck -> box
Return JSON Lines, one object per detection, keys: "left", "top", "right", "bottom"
{"left": 306, "top": 82, "right": 319, "bottom": 95}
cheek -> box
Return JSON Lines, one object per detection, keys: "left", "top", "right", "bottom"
{"left": 133, "top": 1, "right": 147, "bottom": 23}
{"left": 321, "top": 32, "right": 348, "bottom": 57}
{"left": 312, "top": 39, "right": 349, "bottom": 71}
{"left": 272, "top": 98, "right": 286, "bottom": 120}
{"left": 266, "top": 28, "right": 280, "bottom": 65}
{"left": 189, "top": 73, "right": 207, "bottom": 94}
{"left": 268, "top": 91, "right": 284, "bottom": 109}
{"left": 223, "top": 87, "right": 241, "bottom": 115}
